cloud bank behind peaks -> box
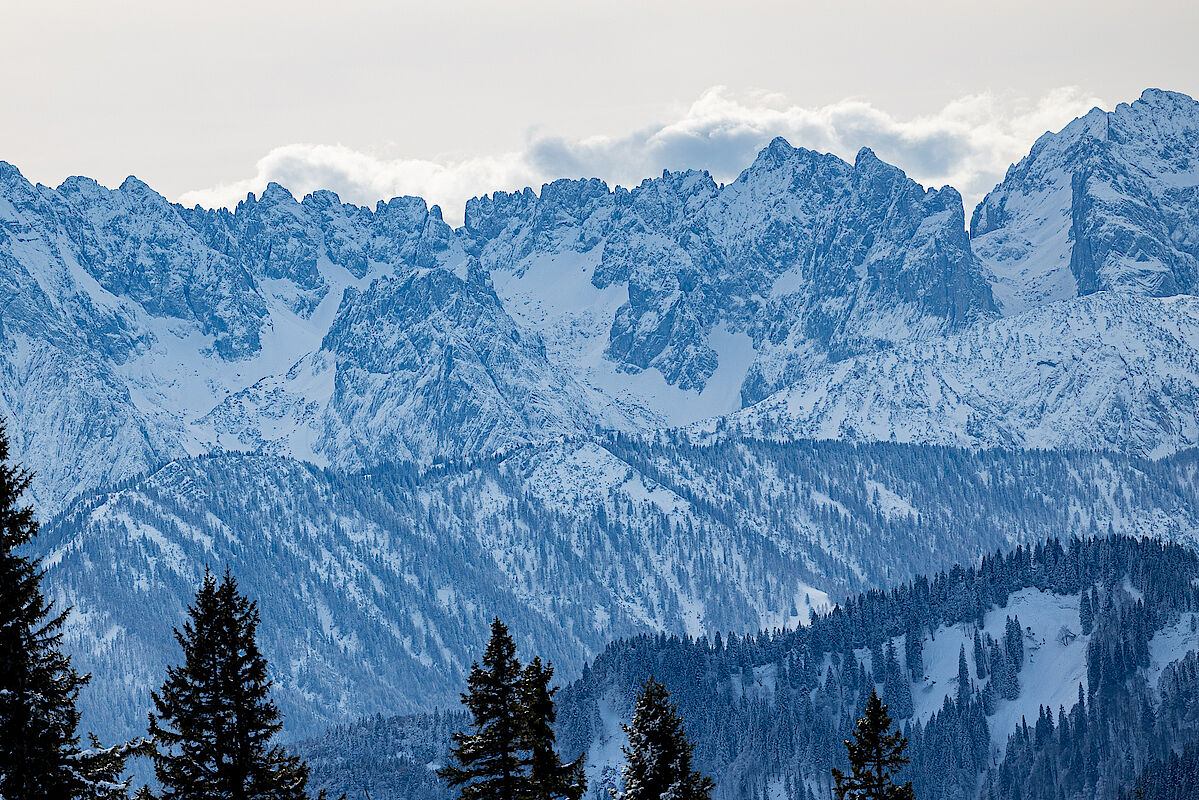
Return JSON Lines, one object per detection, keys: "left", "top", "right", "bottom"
{"left": 178, "top": 86, "right": 1106, "bottom": 226}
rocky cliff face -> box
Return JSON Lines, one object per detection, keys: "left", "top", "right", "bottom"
{"left": 468, "top": 139, "right": 995, "bottom": 411}
{"left": 202, "top": 263, "right": 595, "bottom": 466}
{"left": 972, "top": 89, "right": 1199, "bottom": 315}
{"left": 0, "top": 136, "right": 996, "bottom": 511}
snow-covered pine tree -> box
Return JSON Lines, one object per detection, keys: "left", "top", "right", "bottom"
{"left": 831, "top": 689, "right": 914, "bottom": 800}
{"left": 147, "top": 568, "right": 311, "bottom": 799}
{"left": 0, "top": 422, "right": 143, "bottom": 799}
{"left": 1004, "top": 616, "right": 1024, "bottom": 671}
{"left": 618, "top": 676, "right": 714, "bottom": 800}
{"left": 520, "top": 656, "right": 586, "bottom": 800}
{"left": 440, "top": 618, "right": 526, "bottom": 800}
{"left": 902, "top": 624, "right": 922, "bottom": 681}
{"left": 989, "top": 638, "right": 1020, "bottom": 701}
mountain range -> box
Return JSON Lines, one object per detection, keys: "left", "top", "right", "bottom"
{"left": 4, "top": 88, "right": 1199, "bottom": 747}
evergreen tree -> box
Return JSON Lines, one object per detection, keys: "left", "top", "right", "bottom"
{"left": 903, "top": 624, "right": 923, "bottom": 681}
{"left": 990, "top": 639, "right": 1020, "bottom": 701}
{"left": 881, "top": 642, "right": 912, "bottom": 719}
{"left": 0, "top": 422, "right": 142, "bottom": 799}
{"left": 148, "top": 568, "right": 311, "bottom": 800}
{"left": 1080, "top": 589, "right": 1094, "bottom": 636}
{"left": 956, "top": 645, "right": 972, "bottom": 707}
{"left": 973, "top": 631, "right": 988, "bottom": 680}
{"left": 440, "top": 619, "right": 527, "bottom": 800}
{"left": 520, "top": 657, "right": 586, "bottom": 800}
{"left": 831, "top": 690, "right": 914, "bottom": 800}
{"left": 1005, "top": 616, "right": 1025, "bottom": 671}
{"left": 618, "top": 676, "right": 714, "bottom": 800}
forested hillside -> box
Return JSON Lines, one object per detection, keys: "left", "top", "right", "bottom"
{"left": 300, "top": 536, "right": 1199, "bottom": 800}
{"left": 43, "top": 438, "right": 1199, "bottom": 743}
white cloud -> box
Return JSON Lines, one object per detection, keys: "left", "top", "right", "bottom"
{"left": 178, "top": 86, "right": 1106, "bottom": 226}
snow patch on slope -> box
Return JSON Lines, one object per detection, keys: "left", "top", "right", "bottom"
{"left": 714, "top": 292, "right": 1199, "bottom": 457}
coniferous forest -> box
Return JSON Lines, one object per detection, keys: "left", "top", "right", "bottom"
{"left": 300, "top": 536, "right": 1199, "bottom": 800}
{"left": 7, "top": 404, "right": 1199, "bottom": 800}
{"left": 8, "top": 416, "right": 1199, "bottom": 798}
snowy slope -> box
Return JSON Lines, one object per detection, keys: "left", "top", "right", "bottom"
{"left": 714, "top": 292, "right": 1199, "bottom": 456}
{"left": 912, "top": 589, "right": 1091, "bottom": 760}
{"left": 43, "top": 445, "right": 836, "bottom": 742}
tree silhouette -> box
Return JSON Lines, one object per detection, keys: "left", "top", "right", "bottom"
{"left": 442, "top": 620, "right": 585, "bottom": 800}
{"left": 521, "top": 656, "right": 586, "bottom": 800}
{"left": 440, "top": 619, "right": 528, "bottom": 800}
{"left": 0, "top": 421, "right": 144, "bottom": 799}
{"left": 831, "top": 689, "right": 913, "bottom": 800}
{"left": 148, "top": 568, "right": 312, "bottom": 799}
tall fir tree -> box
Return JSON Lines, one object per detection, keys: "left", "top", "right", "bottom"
{"left": 881, "top": 641, "right": 912, "bottom": 719}
{"left": 831, "top": 689, "right": 914, "bottom": 800}
{"left": 1080, "top": 589, "right": 1095, "bottom": 635}
{"left": 520, "top": 657, "right": 586, "bottom": 800}
{"left": 1004, "top": 616, "right": 1024, "bottom": 671}
{"left": 147, "top": 568, "right": 311, "bottom": 800}
{"left": 973, "top": 631, "right": 988, "bottom": 680}
{"left": 903, "top": 624, "right": 923, "bottom": 681}
{"left": 618, "top": 676, "right": 714, "bottom": 800}
{"left": 990, "top": 639, "right": 1020, "bottom": 701}
{"left": 440, "top": 619, "right": 527, "bottom": 800}
{"left": 956, "top": 645, "right": 972, "bottom": 706}
{"left": 0, "top": 421, "right": 142, "bottom": 799}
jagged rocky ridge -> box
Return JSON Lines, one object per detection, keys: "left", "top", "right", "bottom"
{"left": 467, "top": 141, "right": 994, "bottom": 407}
{"left": 6, "top": 91, "right": 1199, "bottom": 517}
{"left": 973, "top": 88, "right": 1199, "bottom": 314}
{"left": 6, "top": 91, "right": 1199, "bottom": 519}
{"left": 3, "top": 130, "right": 999, "bottom": 512}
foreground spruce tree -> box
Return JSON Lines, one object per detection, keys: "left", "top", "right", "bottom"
{"left": 440, "top": 619, "right": 527, "bottom": 800}
{"left": 521, "top": 656, "right": 586, "bottom": 800}
{"left": 831, "top": 689, "right": 914, "bottom": 800}
{"left": 0, "top": 422, "right": 143, "bottom": 799}
{"left": 148, "top": 568, "right": 311, "bottom": 800}
{"left": 618, "top": 676, "right": 713, "bottom": 800}
{"left": 441, "top": 620, "right": 585, "bottom": 800}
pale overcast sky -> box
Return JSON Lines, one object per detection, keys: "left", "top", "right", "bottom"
{"left": 4, "top": 1, "right": 1197, "bottom": 222}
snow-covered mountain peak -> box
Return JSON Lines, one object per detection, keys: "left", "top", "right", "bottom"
{"left": 4, "top": 94, "right": 1199, "bottom": 514}
{"left": 853, "top": 144, "right": 885, "bottom": 167}
{"left": 972, "top": 88, "right": 1199, "bottom": 315}
{"left": 116, "top": 173, "right": 157, "bottom": 195}
{"left": 259, "top": 180, "right": 298, "bottom": 203}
